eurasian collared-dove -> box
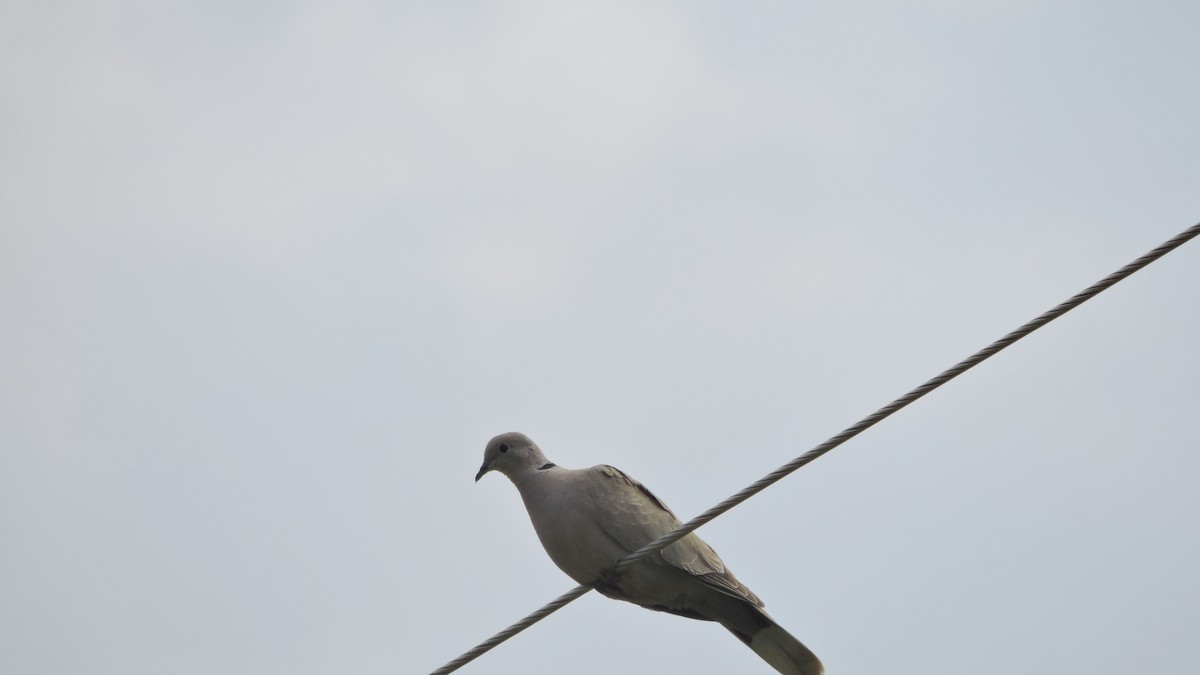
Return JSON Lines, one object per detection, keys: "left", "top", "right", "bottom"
{"left": 476, "top": 432, "right": 823, "bottom": 675}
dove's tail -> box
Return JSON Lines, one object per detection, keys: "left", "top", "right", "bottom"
{"left": 718, "top": 605, "right": 823, "bottom": 675}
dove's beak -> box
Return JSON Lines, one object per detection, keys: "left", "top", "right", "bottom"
{"left": 475, "top": 462, "right": 491, "bottom": 482}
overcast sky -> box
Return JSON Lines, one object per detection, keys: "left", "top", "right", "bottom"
{"left": 2, "top": 2, "right": 1198, "bottom": 674}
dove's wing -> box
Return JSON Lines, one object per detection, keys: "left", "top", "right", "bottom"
{"left": 584, "top": 464, "right": 762, "bottom": 606}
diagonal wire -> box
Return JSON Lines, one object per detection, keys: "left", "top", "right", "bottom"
{"left": 430, "top": 222, "right": 1200, "bottom": 675}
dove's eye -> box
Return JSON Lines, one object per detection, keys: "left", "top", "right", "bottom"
{"left": 499, "top": 443, "right": 510, "bottom": 453}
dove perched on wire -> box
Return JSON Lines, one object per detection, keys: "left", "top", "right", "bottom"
{"left": 475, "top": 431, "right": 823, "bottom": 675}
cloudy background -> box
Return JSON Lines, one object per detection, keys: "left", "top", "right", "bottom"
{"left": 2, "top": 2, "right": 1198, "bottom": 674}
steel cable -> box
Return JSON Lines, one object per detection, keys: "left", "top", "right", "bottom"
{"left": 430, "top": 221, "right": 1200, "bottom": 675}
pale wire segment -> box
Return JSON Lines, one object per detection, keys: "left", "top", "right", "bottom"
{"left": 431, "top": 222, "right": 1200, "bottom": 675}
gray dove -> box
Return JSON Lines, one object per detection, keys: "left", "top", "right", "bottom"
{"left": 476, "top": 431, "right": 823, "bottom": 675}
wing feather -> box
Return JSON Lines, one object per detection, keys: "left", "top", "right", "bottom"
{"left": 588, "top": 465, "right": 762, "bottom": 606}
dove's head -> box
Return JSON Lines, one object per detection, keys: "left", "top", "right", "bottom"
{"left": 476, "top": 432, "right": 549, "bottom": 482}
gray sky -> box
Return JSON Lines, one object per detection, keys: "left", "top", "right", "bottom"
{"left": 2, "top": 2, "right": 1198, "bottom": 674}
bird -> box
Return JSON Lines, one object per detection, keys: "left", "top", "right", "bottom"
{"left": 475, "top": 431, "right": 823, "bottom": 675}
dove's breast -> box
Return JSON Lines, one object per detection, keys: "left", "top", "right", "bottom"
{"left": 514, "top": 468, "right": 628, "bottom": 586}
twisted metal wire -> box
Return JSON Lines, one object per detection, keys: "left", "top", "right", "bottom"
{"left": 430, "top": 222, "right": 1200, "bottom": 675}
